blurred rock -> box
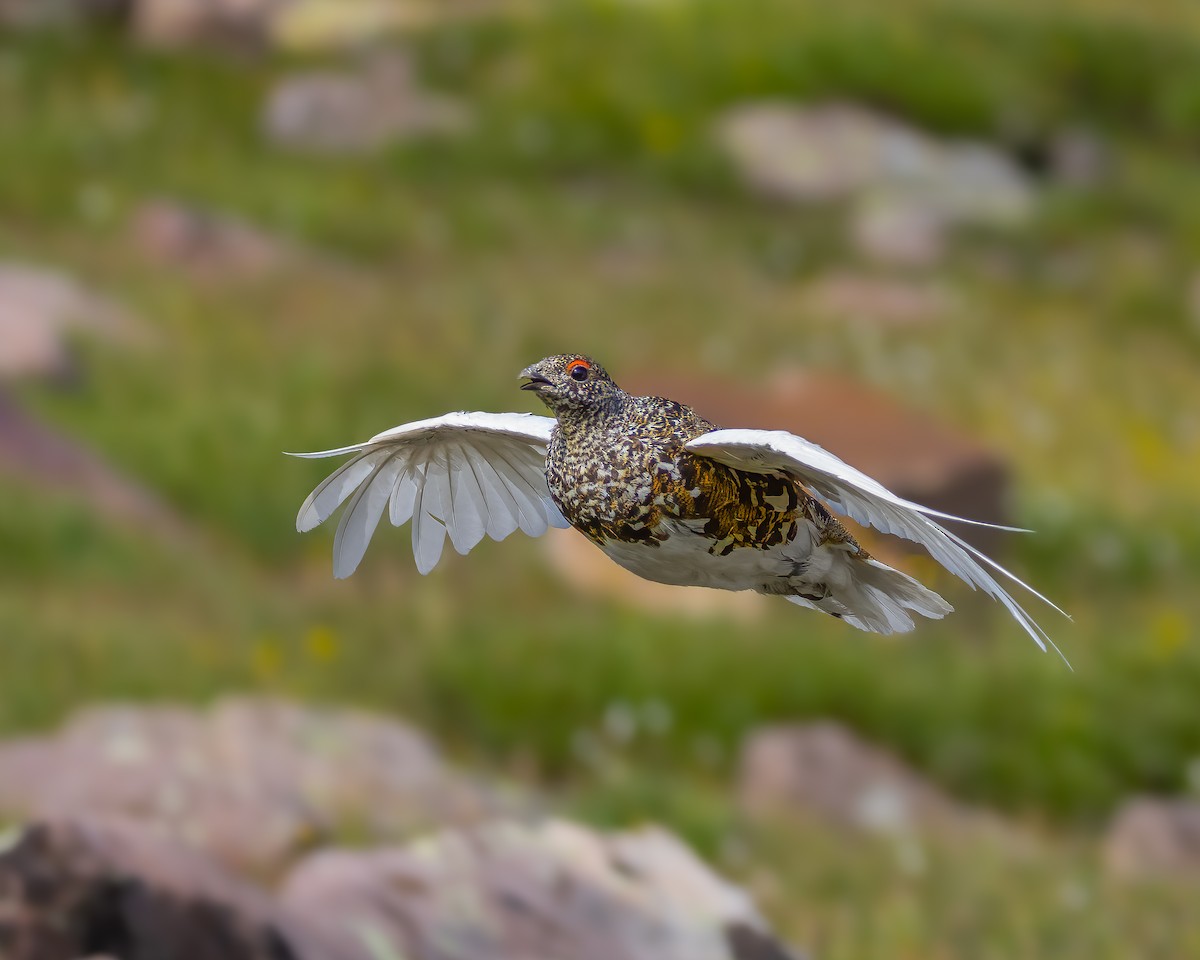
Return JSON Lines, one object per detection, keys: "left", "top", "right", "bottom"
{"left": 1010, "top": 127, "right": 1110, "bottom": 187}
{"left": 800, "top": 271, "right": 956, "bottom": 328}
{"left": 0, "top": 698, "right": 515, "bottom": 878}
{"left": 0, "top": 263, "right": 176, "bottom": 537}
{"left": 0, "top": 389, "right": 191, "bottom": 541}
{"left": 1046, "top": 128, "right": 1110, "bottom": 187}
{"left": 716, "top": 102, "right": 1035, "bottom": 264}
{"left": 717, "top": 102, "right": 886, "bottom": 203}
{"left": 0, "top": 816, "right": 797, "bottom": 960}
{"left": 1103, "top": 797, "right": 1200, "bottom": 880}
{"left": 849, "top": 194, "right": 947, "bottom": 267}
{"left": 0, "top": 818, "right": 293, "bottom": 960}
{"left": 263, "top": 51, "right": 470, "bottom": 154}
{"left": 130, "top": 0, "right": 487, "bottom": 51}
{"left": 130, "top": 198, "right": 296, "bottom": 278}
{"left": 132, "top": 0, "right": 273, "bottom": 48}
{"left": 738, "top": 722, "right": 1002, "bottom": 839}
{"left": 280, "top": 819, "right": 798, "bottom": 960}
{"left": 716, "top": 101, "right": 1034, "bottom": 220}
{"left": 0, "top": 262, "right": 133, "bottom": 382}
{"left": 0, "top": 0, "right": 128, "bottom": 29}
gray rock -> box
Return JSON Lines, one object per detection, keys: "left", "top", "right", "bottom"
{"left": 716, "top": 102, "right": 1034, "bottom": 221}
{"left": 0, "top": 391, "right": 192, "bottom": 540}
{"left": 132, "top": 0, "right": 276, "bottom": 48}
{"left": 0, "top": 818, "right": 294, "bottom": 960}
{"left": 1046, "top": 127, "right": 1109, "bottom": 187}
{"left": 717, "top": 101, "right": 896, "bottom": 204}
{"left": 738, "top": 722, "right": 1006, "bottom": 840}
{"left": 0, "top": 698, "right": 514, "bottom": 878}
{"left": 130, "top": 198, "right": 296, "bottom": 278}
{"left": 1103, "top": 796, "right": 1200, "bottom": 880}
{"left": 281, "top": 819, "right": 798, "bottom": 960}
{"left": 849, "top": 194, "right": 947, "bottom": 267}
{"left": 263, "top": 51, "right": 470, "bottom": 154}
{"left": 0, "top": 0, "right": 127, "bottom": 29}
{"left": 0, "top": 816, "right": 798, "bottom": 960}
{"left": 0, "top": 262, "right": 133, "bottom": 382}
{"left": 715, "top": 102, "right": 1036, "bottom": 264}
{"left": 896, "top": 141, "right": 1033, "bottom": 228}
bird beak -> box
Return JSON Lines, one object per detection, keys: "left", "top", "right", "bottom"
{"left": 519, "top": 365, "right": 552, "bottom": 393}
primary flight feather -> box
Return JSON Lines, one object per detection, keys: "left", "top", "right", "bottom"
{"left": 292, "top": 355, "right": 1067, "bottom": 657}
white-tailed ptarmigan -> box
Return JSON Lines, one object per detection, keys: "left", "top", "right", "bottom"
{"left": 292, "top": 355, "right": 1067, "bottom": 658}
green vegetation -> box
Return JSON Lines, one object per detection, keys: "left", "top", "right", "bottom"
{"left": 2, "top": 0, "right": 1199, "bottom": 953}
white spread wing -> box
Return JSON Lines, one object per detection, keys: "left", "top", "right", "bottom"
{"left": 290, "top": 411, "right": 568, "bottom": 578}
{"left": 685, "top": 428, "right": 1069, "bottom": 659}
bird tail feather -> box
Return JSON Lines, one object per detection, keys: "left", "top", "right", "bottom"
{"left": 787, "top": 557, "right": 952, "bottom": 635}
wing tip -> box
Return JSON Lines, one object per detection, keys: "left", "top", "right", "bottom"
{"left": 332, "top": 541, "right": 368, "bottom": 579}
{"left": 295, "top": 504, "right": 320, "bottom": 533}
{"left": 917, "top": 508, "right": 1035, "bottom": 534}
{"left": 287, "top": 449, "right": 357, "bottom": 460}
{"left": 1012, "top": 601, "right": 1073, "bottom": 669}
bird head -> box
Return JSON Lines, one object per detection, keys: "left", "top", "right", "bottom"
{"left": 519, "top": 355, "right": 621, "bottom": 416}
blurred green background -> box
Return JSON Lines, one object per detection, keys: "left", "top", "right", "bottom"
{"left": 2, "top": 0, "right": 1199, "bottom": 955}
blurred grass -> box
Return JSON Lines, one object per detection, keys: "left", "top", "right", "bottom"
{"left": 746, "top": 820, "right": 1200, "bottom": 959}
{"left": 1, "top": 0, "right": 1200, "bottom": 953}
{"left": 422, "top": 0, "right": 1200, "bottom": 173}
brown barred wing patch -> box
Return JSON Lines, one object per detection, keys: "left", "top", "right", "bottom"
{"left": 572, "top": 509, "right": 669, "bottom": 548}
{"left": 667, "top": 453, "right": 808, "bottom": 554}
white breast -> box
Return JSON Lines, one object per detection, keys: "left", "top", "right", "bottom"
{"left": 595, "top": 518, "right": 823, "bottom": 593}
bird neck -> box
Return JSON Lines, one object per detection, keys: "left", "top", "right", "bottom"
{"left": 552, "top": 389, "right": 627, "bottom": 434}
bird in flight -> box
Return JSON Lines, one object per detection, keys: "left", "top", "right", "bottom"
{"left": 292, "top": 355, "right": 1066, "bottom": 657}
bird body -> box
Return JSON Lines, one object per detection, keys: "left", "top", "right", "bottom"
{"left": 292, "top": 354, "right": 1066, "bottom": 657}
{"left": 532, "top": 357, "right": 948, "bottom": 633}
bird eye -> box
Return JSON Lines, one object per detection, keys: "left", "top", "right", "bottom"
{"left": 568, "top": 360, "right": 590, "bottom": 381}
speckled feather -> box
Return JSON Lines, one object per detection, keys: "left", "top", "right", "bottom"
{"left": 546, "top": 389, "right": 852, "bottom": 557}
